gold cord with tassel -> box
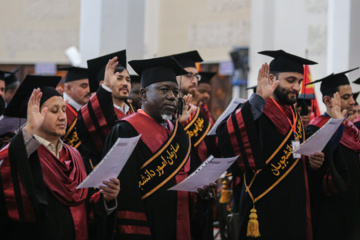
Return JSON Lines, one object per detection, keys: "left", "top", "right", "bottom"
{"left": 219, "top": 180, "right": 232, "bottom": 203}
{"left": 246, "top": 206, "right": 261, "bottom": 237}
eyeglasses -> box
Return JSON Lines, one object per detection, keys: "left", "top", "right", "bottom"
{"left": 184, "top": 72, "right": 201, "bottom": 81}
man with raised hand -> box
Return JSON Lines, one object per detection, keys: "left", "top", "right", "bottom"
{"left": 76, "top": 50, "right": 134, "bottom": 169}
{"left": 217, "top": 50, "right": 324, "bottom": 240}
{"left": 306, "top": 69, "right": 360, "bottom": 240}
{"left": 0, "top": 75, "right": 120, "bottom": 240}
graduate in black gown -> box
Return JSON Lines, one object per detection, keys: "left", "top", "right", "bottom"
{"left": 103, "top": 55, "right": 215, "bottom": 240}
{"left": 76, "top": 50, "right": 134, "bottom": 169}
{"left": 306, "top": 69, "right": 360, "bottom": 240}
{"left": 216, "top": 50, "right": 324, "bottom": 240}
{"left": 0, "top": 75, "right": 120, "bottom": 240}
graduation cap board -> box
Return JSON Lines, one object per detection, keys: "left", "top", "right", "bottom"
{"left": 129, "top": 56, "right": 188, "bottom": 88}
{"left": 307, "top": 67, "right": 359, "bottom": 95}
{"left": 0, "top": 69, "right": 19, "bottom": 88}
{"left": 258, "top": 50, "right": 317, "bottom": 74}
{"left": 352, "top": 77, "right": 360, "bottom": 85}
{"left": 4, "top": 75, "right": 62, "bottom": 118}
{"left": 58, "top": 66, "right": 88, "bottom": 83}
{"left": 198, "top": 72, "right": 216, "bottom": 84}
{"left": 87, "top": 50, "right": 127, "bottom": 92}
{"left": 172, "top": 50, "right": 203, "bottom": 68}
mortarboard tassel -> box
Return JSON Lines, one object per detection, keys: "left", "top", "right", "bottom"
{"left": 246, "top": 206, "right": 261, "bottom": 238}
{"left": 219, "top": 180, "right": 232, "bottom": 203}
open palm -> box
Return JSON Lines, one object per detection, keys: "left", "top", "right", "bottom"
{"left": 24, "top": 88, "right": 48, "bottom": 136}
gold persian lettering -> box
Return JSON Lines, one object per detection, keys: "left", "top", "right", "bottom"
{"left": 296, "top": 119, "right": 303, "bottom": 140}
{"left": 270, "top": 144, "right": 292, "bottom": 176}
{"left": 65, "top": 129, "right": 80, "bottom": 147}
{"left": 138, "top": 143, "right": 180, "bottom": 188}
{"left": 186, "top": 117, "right": 205, "bottom": 138}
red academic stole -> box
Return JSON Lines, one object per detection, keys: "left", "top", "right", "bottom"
{"left": 123, "top": 111, "right": 191, "bottom": 199}
{"left": 37, "top": 144, "right": 88, "bottom": 240}
{"left": 309, "top": 116, "right": 360, "bottom": 197}
{"left": 122, "top": 110, "right": 191, "bottom": 240}
{"left": 0, "top": 144, "right": 38, "bottom": 223}
{"left": 226, "top": 98, "right": 301, "bottom": 170}
{"left": 114, "top": 104, "right": 134, "bottom": 120}
{"left": 63, "top": 103, "right": 81, "bottom": 148}
{"left": 309, "top": 116, "right": 360, "bottom": 152}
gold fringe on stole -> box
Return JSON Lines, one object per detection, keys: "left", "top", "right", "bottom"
{"left": 219, "top": 180, "right": 232, "bottom": 203}
{"left": 246, "top": 206, "right": 261, "bottom": 237}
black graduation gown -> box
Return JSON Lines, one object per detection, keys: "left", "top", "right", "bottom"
{"left": 0, "top": 131, "right": 115, "bottom": 240}
{"left": 217, "top": 99, "right": 312, "bottom": 240}
{"left": 103, "top": 112, "right": 191, "bottom": 240}
{"left": 307, "top": 121, "right": 360, "bottom": 240}
{"left": 76, "top": 86, "right": 133, "bottom": 170}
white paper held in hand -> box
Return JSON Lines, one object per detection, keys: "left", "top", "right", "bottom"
{"left": 293, "top": 117, "right": 345, "bottom": 156}
{"left": 77, "top": 135, "right": 141, "bottom": 189}
{"left": 168, "top": 155, "right": 238, "bottom": 192}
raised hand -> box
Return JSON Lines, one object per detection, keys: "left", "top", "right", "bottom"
{"left": 178, "top": 94, "right": 196, "bottom": 124}
{"left": 24, "top": 88, "right": 48, "bottom": 137}
{"left": 328, "top": 92, "right": 347, "bottom": 119}
{"left": 256, "top": 63, "right": 280, "bottom": 100}
{"left": 104, "top": 56, "right": 120, "bottom": 89}
{"left": 190, "top": 90, "right": 202, "bottom": 106}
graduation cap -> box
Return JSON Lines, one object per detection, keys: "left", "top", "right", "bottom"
{"left": 246, "top": 85, "right": 257, "bottom": 93}
{"left": 58, "top": 66, "right": 88, "bottom": 83}
{"left": 0, "top": 70, "right": 12, "bottom": 84}
{"left": 128, "top": 56, "right": 188, "bottom": 88}
{"left": 4, "top": 75, "right": 62, "bottom": 118}
{"left": 307, "top": 67, "right": 359, "bottom": 95}
{"left": 352, "top": 77, "right": 360, "bottom": 85}
{"left": 87, "top": 50, "right": 127, "bottom": 92}
{"left": 3, "top": 69, "right": 20, "bottom": 89}
{"left": 198, "top": 72, "right": 216, "bottom": 84}
{"left": 172, "top": 50, "right": 203, "bottom": 68}
{"left": 130, "top": 75, "right": 141, "bottom": 84}
{"left": 258, "top": 50, "right": 317, "bottom": 74}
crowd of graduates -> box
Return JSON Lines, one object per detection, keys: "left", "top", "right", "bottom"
{"left": 0, "top": 48, "right": 359, "bottom": 240}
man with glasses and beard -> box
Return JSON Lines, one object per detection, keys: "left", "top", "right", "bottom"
{"left": 217, "top": 50, "right": 324, "bottom": 240}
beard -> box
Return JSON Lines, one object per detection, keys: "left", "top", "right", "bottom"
{"left": 161, "top": 114, "right": 173, "bottom": 121}
{"left": 274, "top": 86, "right": 298, "bottom": 105}
{"left": 113, "top": 93, "right": 129, "bottom": 101}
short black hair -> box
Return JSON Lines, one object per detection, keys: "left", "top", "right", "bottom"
{"left": 322, "top": 86, "right": 340, "bottom": 103}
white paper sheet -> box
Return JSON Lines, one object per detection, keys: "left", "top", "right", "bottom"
{"left": 207, "top": 97, "right": 246, "bottom": 135}
{"left": 0, "top": 116, "right": 27, "bottom": 135}
{"left": 293, "top": 117, "right": 345, "bottom": 156}
{"left": 77, "top": 135, "right": 141, "bottom": 189}
{"left": 168, "top": 155, "right": 238, "bottom": 192}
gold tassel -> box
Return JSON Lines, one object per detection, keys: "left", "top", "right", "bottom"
{"left": 219, "top": 180, "right": 232, "bottom": 203}
{"left": 246, "top": 206, "right": 261, "bottom": 238}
